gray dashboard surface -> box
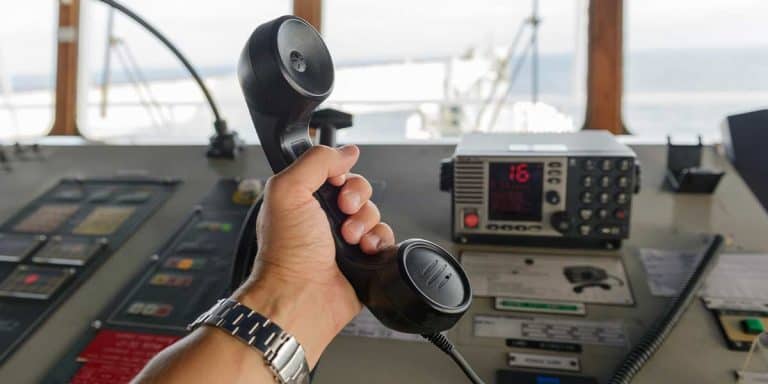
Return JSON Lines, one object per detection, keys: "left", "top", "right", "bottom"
{"left": 0, "top": 143, "right": 765, "bottom": 383}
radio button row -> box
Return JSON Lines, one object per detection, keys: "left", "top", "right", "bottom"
{"left": 581, "top": 191, "right": 594, "bottom": 204}
{"left": 487, "top": 224, "right": 542, "bottom": 233}
{"left": 546, "top": 190, "right": 561, "bottom": 205}
{"left": 582, "top": 176, "right": 594, "bottom": 188}
{"left": 579, "top": 208, "right": 593, "bottom": 221}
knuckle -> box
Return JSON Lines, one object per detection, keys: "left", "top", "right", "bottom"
{"left": 365, "top": 201, "right": 381, "bottom": 221}
{"left": 307, "top": 144, "right": 335, "bottom": 159}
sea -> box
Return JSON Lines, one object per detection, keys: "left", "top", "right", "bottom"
{"left": 2, "top": 46, "right": 767, "bottom": 143}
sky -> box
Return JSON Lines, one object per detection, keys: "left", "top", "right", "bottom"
{"left": 0, "top": 0, "right": 767, "bottom": 77}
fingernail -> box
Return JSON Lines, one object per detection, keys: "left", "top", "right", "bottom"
{"left": 342, "top": 190, "right": 361, "bottom": 209}
{"left": 340, "top": 144, "right": 357, "bottom": 156}
{"left": 365, "top": 234, "right": 382, "bottom": 250}
{"left": 345, "top": 220, "right": 365, "bottom": 241}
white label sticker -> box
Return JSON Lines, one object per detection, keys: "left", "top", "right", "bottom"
{"left": 474, "top": 314, "right": 628, "bottom": 347}
{"left": 508, "top": 351, "right": 580, "bottom": 372}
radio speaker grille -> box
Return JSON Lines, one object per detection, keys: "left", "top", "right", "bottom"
{"left": 454, "top": 161, "right": 484, "bottom": 204}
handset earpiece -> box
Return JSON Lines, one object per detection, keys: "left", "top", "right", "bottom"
{"left": 237, "top": 16, "right": 472, "bottom": 334}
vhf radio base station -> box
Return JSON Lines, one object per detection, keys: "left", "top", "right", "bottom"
{"left": 441, "top": 131, "right": 640, "bottom": 249}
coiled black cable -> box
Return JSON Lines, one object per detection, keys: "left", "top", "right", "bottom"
{"left": 607, "top": 234, "right": 723, "bottom": 384}
{"left": 423, "top": 333, "right": 486, "bottom": 384}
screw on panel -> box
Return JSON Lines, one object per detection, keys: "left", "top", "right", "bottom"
{"left": 91, "top": 320, "right": 102, "bottom": 329}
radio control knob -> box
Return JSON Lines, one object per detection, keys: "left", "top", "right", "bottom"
{"left": 545, "top": 190, "right": 561, "bottom": 205}
{"left": 550, "top": 211, "right": 572, "bottom": 234}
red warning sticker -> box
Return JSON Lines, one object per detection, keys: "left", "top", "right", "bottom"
{"left": 71, "top": 329, "right": 180, "bottom": 384}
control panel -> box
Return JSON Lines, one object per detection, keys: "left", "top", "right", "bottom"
{"left": 442, "top": 132, "right": 639, "bottom": 248}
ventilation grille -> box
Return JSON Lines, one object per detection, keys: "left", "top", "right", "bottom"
{"left": 454, "top": 161, "right": 484, "bottom": 204}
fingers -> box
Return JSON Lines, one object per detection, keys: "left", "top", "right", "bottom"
{"left": 338, "top": 174, "right": 372, "bottom": 214}
{"left": 341, "top": 201, "right": 380, "bottom": 244}
{"left": 359, "top": 223, "right": 395, "bottom": 254}
{"left": 273, "top": 145, "right": 360, "bottom": 195}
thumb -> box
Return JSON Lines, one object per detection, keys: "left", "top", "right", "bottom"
{"left": 271, "top": 144, "right": 360, "bottom": 196}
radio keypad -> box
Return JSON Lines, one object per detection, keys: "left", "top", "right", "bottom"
{"left": 568, "top": 156, "right": 634, "bottom": 239}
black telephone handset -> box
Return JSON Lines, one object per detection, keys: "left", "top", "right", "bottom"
{"left": 238, "top": 16, "right": 471, "bottom": 335}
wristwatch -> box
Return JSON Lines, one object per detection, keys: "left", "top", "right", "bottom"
{"left": 188, "top": 298, "right": 310, "bottom": 384}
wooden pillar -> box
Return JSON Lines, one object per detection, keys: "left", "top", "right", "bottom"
{"left": 583, "top": 0, "right": 626, "bottom": 134}
{"left": 293, "top": 0, "right": 323, "bottom": 32}
{"left": 51, "top": 0, "right": 81, "bottom": 136}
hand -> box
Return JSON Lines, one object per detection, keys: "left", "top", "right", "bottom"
{"left": 232, "top": 144, "right": 395, "bottom": 367}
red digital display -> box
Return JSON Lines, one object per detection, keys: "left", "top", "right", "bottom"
{"left": 488, "top": 162, "right": 544, "bottom": 222}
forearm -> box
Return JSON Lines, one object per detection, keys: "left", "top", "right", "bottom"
{"left": 133, "top": 326, "right": 274, "bottom": 384}
{"left": 133, "top": 269, "right": 345, "bottom": 383}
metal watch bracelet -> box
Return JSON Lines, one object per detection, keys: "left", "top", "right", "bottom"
{"left": 188, "top": 298, "right": 310, "bottom": 384}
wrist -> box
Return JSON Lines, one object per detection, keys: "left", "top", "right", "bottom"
{"left": 231, "top": 272, "right": 339, "bottom": 368}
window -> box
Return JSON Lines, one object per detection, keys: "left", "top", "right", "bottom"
{"left": 625, "top": 0, "right": 768, "bottom": 140}
{"left": 0, "top": 2, "right": 56, "bottom": 141}
{"left": 78, "top": 0, "right": 587, "bottom": 143}
{"left": 323, "top": 0, "right": 588, "bottom": 142}
{"left": 78, "top": 0, "right": 291, "bottom": 142}
{"left": 4, "top": 1, "right": 588, "bottom": 143}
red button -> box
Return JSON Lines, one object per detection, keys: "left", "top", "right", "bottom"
{"left": 463, "top": 212, "right": 479, "bottom": 228}
{"left": 614, "top": 209, "right": 626, "bottom": 220}
{"left": 23, "top": 274, "right": 40, "bottom": 285}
